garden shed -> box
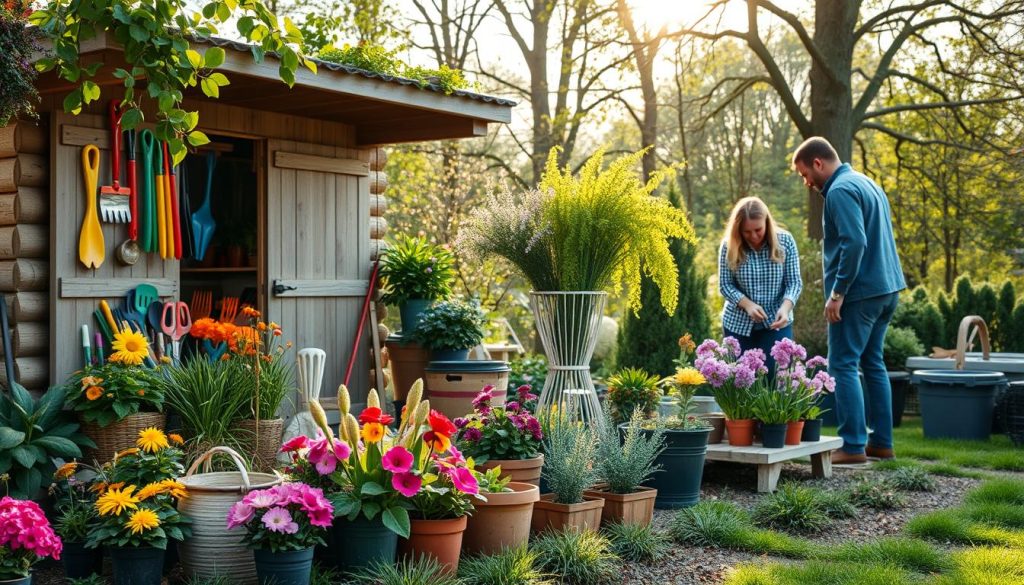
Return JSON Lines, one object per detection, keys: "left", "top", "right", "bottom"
{"left": 0, "top": 35, "right": 514, "bottom": 413}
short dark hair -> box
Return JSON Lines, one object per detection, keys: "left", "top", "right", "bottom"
{"left": 792, "top": 137, "right": 840, "bottom": 167}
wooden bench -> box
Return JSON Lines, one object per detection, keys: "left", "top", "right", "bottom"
{"left": 705, "top": 436, "right": 844, "bottom": 492}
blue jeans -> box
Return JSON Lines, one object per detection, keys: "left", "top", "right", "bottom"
{"left": 724, "top": 324, "right": 794, "bottom": 377}
{"left": 828, "top": 293, "right": 899, "bottom": 454}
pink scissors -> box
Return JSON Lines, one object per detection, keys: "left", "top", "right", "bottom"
{"left": 161, "top": 301, "right": 192, "bottom": 361}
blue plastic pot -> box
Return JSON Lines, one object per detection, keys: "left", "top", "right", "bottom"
{"left": 914, "top": 370, "right": 1008, "bottom": 441}
{"left": 318, "top": 515, "right": 397, "bottom": 571}
{"left": 110, "top": 546, "right": 165, "bottom": 585}
{"left": 0, "top": 575, "right": 30, "bottom": 585}
{"left": 253, "top": 547, "right": 314, "bottom": 585}
{"left": 61, "top": 541, "right": 103, "bottom": 580}
{"left": 643, "top": 428, "right": 710, "bottom": 509}
{"left": 399, "top": 299, "right": 433, "bottom": 333}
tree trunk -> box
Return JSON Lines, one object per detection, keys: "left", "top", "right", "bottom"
{"left": 529, "top": 6, "right": 553, "bottom": 183}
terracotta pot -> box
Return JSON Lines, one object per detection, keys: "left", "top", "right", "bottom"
{"left": 699, "top": 413, "right": 726, "bottom": 444}
{"left": 785, "top": 420, "right": 805, "bottom": 445}
{"left": 233, "top": 418, "right": 284, "bottom": 472}
{"left": 476, "top": 454, "right": 544, "bottom": 487}
{"left": 463, "top": 482, "right": 539, "bottom": 555}
{"left": 724, "top": 418, "right": 755, "bottom": 446}
{"left": 398, "top": 516, "right": 467, "bottom": 574}
{"left": 531, "top": 494, "right": 604, "bottom": 534}
{"left": 583, "top": 486, "right": 657, "bottom": 526}
{"left": 385, "top": 336, "right": 431, "bottom": 401}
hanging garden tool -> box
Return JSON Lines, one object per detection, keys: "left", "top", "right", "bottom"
{"left": 79, "top": 144, "right": 105, "bottom": 269}
{"left": 116, "top": 127, "right": 141, "bottom": 265}
{"left": 192, "top": 150, "right": 217, "bottom": 261}
{"left": 81, "top": 325, "right": 92, "bottom": 367}
{"left": 164, "top": 142, "right": 183, "bottom": 260}
{"left": 178, "top": 162, "right": 195, "bottom": 260}
{"left": 161, "top": 301, "right": 192, "bottom": 361}
{"left": 100, "top": 101, "right": 131, "bottom": 224}
{"left": 155, "top": 141, "right": 168, "bottom": 259}
{"left": 138, "top": 130, "right": 157, "bottom": 253}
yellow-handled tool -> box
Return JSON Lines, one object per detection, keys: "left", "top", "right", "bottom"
{"left": 155, "top": 143, "right": 167, "bottom": 258}
{"left": 99, "top": 300, "right": 120, "bottom": 336}
{"left": 79, "top": 145, "right": 105, "bottom": 268}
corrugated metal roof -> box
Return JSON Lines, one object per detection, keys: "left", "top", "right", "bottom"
{"left": 198, "top": 36, "right": 517, "bottom": 107}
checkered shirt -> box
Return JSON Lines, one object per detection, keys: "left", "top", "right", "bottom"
{"left": 718, "top": 230, "right": 803, "bottom": 337}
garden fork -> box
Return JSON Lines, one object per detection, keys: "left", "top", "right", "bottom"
{"left": 190, "top": 289, "right": 212, "bottom": 320}
{"left": 219, "top": 296, "right": 239, "bottom": 324}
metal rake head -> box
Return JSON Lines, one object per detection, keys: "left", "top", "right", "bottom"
{"left": 190, "top": 290, "right": 213, "bottom": 320}
{"left": 99, "top": 194, "right": 132, "bottom": 224}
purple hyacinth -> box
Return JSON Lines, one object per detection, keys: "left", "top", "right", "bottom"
{"left": 699, "top": 358, "right": 731, "bottom": 388}
{"left": 696, "top": 339, "right": 720, "bottom": 359}
{"left": 722, "top": 336, "right": 742, "bottom": 358}
{"left": 806, "top": 356, "right": 828, "bottom": 370}
{"left": 771, "top": 338, "right": 807, "bottom": 370}
{"left": 733, "top": 364, "right": 756, "bottom": 389}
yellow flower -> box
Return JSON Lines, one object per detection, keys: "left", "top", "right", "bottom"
{"left": 86, "top": 386, "right": 104, "bottom": 401}
{"left": 361, "top": 422, "right": 384, "bottom": 443}
{"left": 135, "top": 482, "right": 164, "bottom": 501}
{"left": 55, "top": 462, "right": 77, "bottom": 480}
{"left": 110, "top": 329, "right": 150, "bottom": 366}
{"left": 673, "top": 367, "right": 706, "bottom": 387}
{"left": 115, "top": 448, "right": 139, "bottom": 460}
{"left": 96, "top": 486, "right": 140, "bottom": 516}
{"left": 90, "top": 481, "right": 107, "bottom": 494}
{"left": 158, "top": 479, "right": 188, "bottom": 500}
{"left": 136, "top": 428, "right": 169, "bottom": 453}
{"left": 168, "top": 433, "right": 184, "bottom": 445}
{"left": 125, "top": 509, "right": 160, "bottom": 534}
{"left": 160, "top": 355, "right": 172, "bottom": 364}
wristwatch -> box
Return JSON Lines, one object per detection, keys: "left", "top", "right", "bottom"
{"left": 830, "top": 291, "right": 844, "bottom": 302}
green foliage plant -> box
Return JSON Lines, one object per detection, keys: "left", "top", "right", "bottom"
{"left": 845, "top": 479, "right": 905, "bottom": 510}
{"left": 605, "top": 367, "right": 660, "bottom": 423}
{"left": 0, "top": 1, "right": 40, "bottom": 126}
{"left": 153, "top": 357, "right": 250, "bottom": 455}
{"left": 883, "top": 327, "right": 925, "bottom": 371}
{"left": 66, "top": 363, "right": 165, "bottom": 427}
{"left": 603, "top": 521, "right": 670, "bottom": 562}
{"left": 345, "top": 557, "right": 462, "bottom": 585}
{"left": 669, "top": 500, "right": 749, "bottom": 547}
{"left": 541, "top": 418, "right": 598, "bottom": 505}
{"left": 508, "top": 354, "right": 547, "bottom": 393}
{"left": 532, "top": 528, "right": 618, "bottom": 585}
{"left": 751, "top": 483, "right": 831, "bottom": 534}
{"left": 822, "top": 537, "right": 949, "bottom": 574}
{"left": 408, "top": 299, "right": 487, "bottom": 351}
{"left": 726, "top": 560, "right": 914, "bottom": 585}
{"left": 891, "top": 287, "right": 947, "bottom": 350}
{"left": 885, "top": 466, "right": 936, "bottom": 492}
{"left": 378, "top": 234, "right": 456, "bottom": 305}
{"left": 317, "top": 44, "right": 473, "bottom": 94}
{"left": 459, "top": 147, "right": 696, "bottom": 315}
{"left": 456, "top": 384, "right": 542, "bottom": 462}
{"left": 749, "top": 385, "right": 807, "bottom": 425}
{"left": 29, "top": 0, "right": 314, "bottom": 163}
{"left": 964, "top": 477, "right": 1024, "bottom": 506}
{"left": 0, "top": 384, "right": 95, "bottom": 499}
{"left": 457, "top": 546, "right": 553, "bottom": 585}
{"left": 593, "top": 406, "right": 665, "bottom": 494}
{"left": 51, "top": 462, "right": 98, "bottom": 543}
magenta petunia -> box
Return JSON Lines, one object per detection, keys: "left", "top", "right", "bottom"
{"left": 450, "top": 466, "right": 479, "bottom": 495}
{"left": 382, "top": 446, "right": 414, "bottom": 473}
{"left": 392, "top": 472, "right": 422, "bottom": 497}
{"left": 261, "top": 507, "right": 298, "bottom": 534}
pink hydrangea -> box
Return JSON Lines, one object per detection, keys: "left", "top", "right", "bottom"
{"left": 0, "top": 497, "right": 62, "bottom": 561}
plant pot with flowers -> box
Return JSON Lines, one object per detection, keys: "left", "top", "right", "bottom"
{"left": 66, "top": 330, "right": 166, "bottom": 463}
{"left": 226, "top": 483, "right": 333, "bottom": 585}
{"left": 51, "top": 463, "right": 102, "bottom": 579}
{"left": 531, "top": 409, "right": 604, "bottom": 533}
{"left": 0, "top": 497, "right": 62, "bottom": 585}
{"left": 696, "top": 337, "right": 766, "bottom": 446}
{"left": 408, "top": 299, "right": 487, "bottom": 362}
{"left": 458, "top": 148, "right": 696, "bottom": 423}
{"left": 85, "top": 428, "right": 191, "bottom": 585}
{"left": 640, "top": 381, "right": 712, "bottom": 509}
{"left": 767, "top": 339, "right": 835, "bottom": 444}
{"left": 379, "top": 235, "right": 456, "bottom": 334}
{"left": 456, "top": 384, "right": 544, "bottom": 486}
{"left": 585, "top": 406, "right": 665, "bottom": 524}
{"left": 606, "top": 368, "right": 661, "bottom": 424}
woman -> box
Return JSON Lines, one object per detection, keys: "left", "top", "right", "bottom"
{"left": 718, "top": 197, "right": 802, "bottom": 374}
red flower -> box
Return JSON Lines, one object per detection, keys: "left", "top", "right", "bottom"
{"left": 358, "top": 406, "right": 394, "bottom": 426}
{"left": 428, "top": 410, "right": 456, "bottom": 437}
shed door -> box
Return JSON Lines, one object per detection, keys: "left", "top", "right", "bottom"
{"left": 265, "top": 140, "right": 371, "bottom": 413}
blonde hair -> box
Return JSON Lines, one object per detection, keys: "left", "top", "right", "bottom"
{"left": 722, "top": 196, "right": 784, "bottom": 270}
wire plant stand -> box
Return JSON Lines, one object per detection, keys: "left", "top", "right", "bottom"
{"left": 530, "top": 291, "right": 607, "bottom": 426}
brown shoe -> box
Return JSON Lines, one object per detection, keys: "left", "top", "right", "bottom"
{"left": 831, "top": 450, "right": 868, "bottom": 465}
{"left": 866, "top": 446, "right": 895, "bottom": 460}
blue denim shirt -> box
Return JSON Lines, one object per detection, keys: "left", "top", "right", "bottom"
{"left": 821, "top": 164, "right": 906, "bottom": 302}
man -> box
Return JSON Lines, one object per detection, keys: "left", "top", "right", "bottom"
{"left": 792, "top": 137, "right": 906, "bottom": 464}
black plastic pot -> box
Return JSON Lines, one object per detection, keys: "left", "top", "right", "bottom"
{"left": 643, "top": 428, "right": 710, "bottom": 509}
{"left": 110, "top": 546, "right": 165, "bottom": 585}
{"left": 760, "top": 423, "right": 787, "bottom": 448}
{"left": 889, "top": 371, "right": 911, "bottom": 427}
{"left": 800, "top": 418, "right": 822, "bottom": 442}
{"left": 254, "top": 547, "right": 314, "bottom": 585}
{"left": 61, "top": 542, "right": 103, "bottom": 580}
{"left": 914, "top": 370, "right": 1008, "bottom": 441}
{"left": 317, "top": 515, "right": 397, "bottom": 571}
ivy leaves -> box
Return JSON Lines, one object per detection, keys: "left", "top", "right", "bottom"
{"left": 30, "top": 0, "right": 315, "bottom": 164}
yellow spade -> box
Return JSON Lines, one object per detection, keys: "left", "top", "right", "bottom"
{"left": 79, "top": 145, "right": 105, "bottom": 269}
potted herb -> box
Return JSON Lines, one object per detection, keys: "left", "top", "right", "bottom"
{"left": 227, "top": 483, "right": 333, "bottom": 585}
{"left": 408, "top": 299, "right": 486, "bottom": 361}
{"left": 456, "top": 385, "right": 544, "bottom": 486}
{"left": 51, "top": 463, "right": 102, "bottom": 579}
{"left": 584, "top": 406, "right": 665, "bottom": 525}
{"left": 0, "top": 384, "right": 95, "bottom": 499}
{"left": 0, "top": 497, "right": 61, "bottom": 585}
{"left": 641, "top": 384, "right": 712, "bottom": 509}
{"left": 86, "top": 428, "right": 192, "bottom": 585}
{"left": 606, "top": 368, "right": 661, "bottom": 424}
{"left": 531, "top": 414, "right": 604, "bottom": 533}
{"left": 379, "top": 235, "right": 455, "bottom": 332}
{"left": 695, "top": 337, "right": 763, "bottom": 446}
{"left": 462, "top": 467, "right": 539, "bottom": 555}
{"left": 883, "top": 326, "right": 924, "bottom": 427}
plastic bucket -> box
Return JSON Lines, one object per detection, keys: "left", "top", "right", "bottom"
{"left": 253, "top": 547, "right": 314, "bottom": 585}
{"left": 643, "top": 428, "right": 710, "bottom": 509}
{"left": 913, "top": 369, "right": 1008, "bottom": 440}
{"left": 425, "top": 361, "right": 510, "bottom": 419}
{"left": 319, "top": 515, "right": 397, "bottom": 571}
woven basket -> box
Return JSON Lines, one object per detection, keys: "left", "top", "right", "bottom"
{"left": 178, "top": 446, "right": 282, "bottom": 585}
{"left": 233, "top": 418, "right": 284, "bottom": 472}
{"left": 81, "top": 412, "right": 167, "bottom": 464}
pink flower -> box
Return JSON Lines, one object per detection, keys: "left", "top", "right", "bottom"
{"left": 242, "top": 490, "right": 279, "bottom": 509}
{"left": 382, "top": 446, "right": 414, "bottom": 473}
{"left": 279, "top": 435, "right": 309, "bottom": 453}
{"left": 306, "top": 434, "right": 352, "bottom": 475}
{"left": 226, "top": 502, "right": 255, "bottom": 529}
{"left": 392, "top": 472, "right": 422, "bottom": 497}
{"left": 449, "top": 467, "right": 479, "bottom": 495}
{"left": 262, "top": 507, "right": 299, "bottom": 534}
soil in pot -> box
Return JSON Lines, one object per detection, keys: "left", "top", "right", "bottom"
{"left": 398, "top": 516, "right": 467, "bottom": 574}
{"left": 583, "top": 486, "right": 657, "bottom": 526}
{"left": 464, "top": 482, "right": 539, "bottom": 555}
{"left": 530, "top": 494, "right": 604, "bottom": 534}
{"left": 476, "top": 455, "right": 544, "bottom": 487}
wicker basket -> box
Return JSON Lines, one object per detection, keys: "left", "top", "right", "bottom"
{"left": 81, "top": 412, "right": 167, "bottom": 464}
{"left": 233, "top": 418, "right": 284, "bottom": 472}
{"left": 178, "top": 446, "right": 282, "bottom": 585}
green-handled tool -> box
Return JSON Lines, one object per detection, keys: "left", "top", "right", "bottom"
{"left": 81, "top": 324, "right": 92, "bottom": 367}
{"left": 138, "top": 130, "right": 158, "bottom": 253}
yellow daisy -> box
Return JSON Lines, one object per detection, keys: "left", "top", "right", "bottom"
{"left": 135, "top": 482, "right": 164, "bottom": 501}
{"left": 54, "top": 462, "right": 77, "bottom": 480}
{"left": 159, "top": 479, "right": 188, "bottom": 500}
{"left": 136, "top": 428, "right": 169, "bottom": 453}
{"left": 673, "top": 367, "right": 706, "bottom": 387}
{"left": 96, "top": 486, "right": 140, "bottom": 516}
{"left": 125, "top": 509, "right": 160, "bottom": 534}
{"left": 110, "top": 329, "right": 150, "bottom": 366}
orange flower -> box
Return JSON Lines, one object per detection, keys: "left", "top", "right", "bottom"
{"left": 137, "top": 389, "right": 145, "bottom": 396}
{"left": 55, "top": 462, "right": 77, "bottom": 480}
{"left": 257, "top": 322, "right": 267, "bottom": 332}
{"left": 168, "top": 433, "right": 184, "bottom": 445}
{"left": 80, "top": 376, "right": 103, "bottom": 387}
{"left": 273, "top": 329, "right": 282, "bottom": 337}
{"left": 361, "top": 422, "right": 384, "bottom": 443}
{"left": 242, "top": 306, "right": 261, "bottom": 318}
{"left": 86, "top": 386, "right": 104, "bottom": 401}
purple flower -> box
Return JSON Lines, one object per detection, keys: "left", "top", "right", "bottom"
{"left": 526, "top": 417, "right": 543, "bottom": 439}
{"left": 723, "top": 337, "right": 742, "bottom": 358}
{"left": 698, "top": 358, "right": 730, "bottom": 388}
{"left": 733, "top": 364, "right": 756, "bottom": 389}
{"left": 454, "top": 417, "right": 468, "bottom": 429}
{"left": 696, "top": 339, "right": 720, "bottom": 359}
{"left": 506, "top": 401, "right": 520, "bottom": 413}
{"left": 806, "top": 356, "right": 828, "bottom": 370}
{"left": 425, "top": 267, "right": 433, "bottom": 274}
{"left": 770, "top": 338, "right": 807, "bottom": 370}
{"left": 462, "top": 427, "right": 482, "bottom": 442}
{"left": 739, "top": 348, "right": 766, "bottom": 372}
{"left": 262, "top": 507, "right": 298, "bottom": 534}
{"left": 473, "top": 387, "right": 494, "bottom": 409}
